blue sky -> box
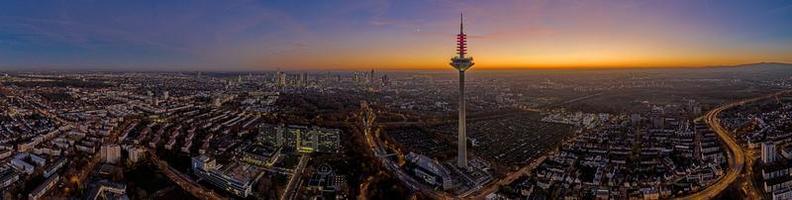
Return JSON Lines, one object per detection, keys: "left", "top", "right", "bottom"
{"left": 0, "top": 0, "right": 791, "bottom": 71}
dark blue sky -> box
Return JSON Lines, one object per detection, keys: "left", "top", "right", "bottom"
{"left": 1, "top": 0, "right": 791, "bottom": 71}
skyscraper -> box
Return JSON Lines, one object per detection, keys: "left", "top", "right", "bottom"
{"left": 276, "top": 70, "right": 287, "bottom": 87}
{"left": 450, "top": 13, "right": 474, "bottom": 169}
{"left": 299, "top": 73, "right": 307, "bottom": 87}
{"left": 368, "top": 69, "right": 375, "bottom": 84}
{"left": 100, "top": 144, "right": 121, "bottom": 164}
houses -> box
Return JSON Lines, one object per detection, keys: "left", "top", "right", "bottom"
{"left": 504, "top": 117, "right": 727, "bottom": 199}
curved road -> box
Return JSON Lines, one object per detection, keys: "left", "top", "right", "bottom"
{"left": 678, "top": 91, "right": 789, "bottom": 199}
{"left": 676, "top": 102, "right": 744, "bottom": 199}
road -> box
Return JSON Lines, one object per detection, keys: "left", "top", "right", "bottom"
{"left": 466, "top": 156, "right": 547, "bottom": 199}
{"left": 359, "top": 91, "right": 786, "bottom": 199}
{"left": 677, "top": 90, "right": 789, "bottom": 199}
{"left": 364, "top": 121, "right": 453, "bottom": 199}
{"left": 148, "top": 150, "right": 227, "bottom": 200}
{"left": 359, "top": 104, "right": 454, "bottom": 199}
{"left": 280, "top": 154, "right": 310, "bottom": 200}
{"left": 357, "top": 102, "right": 590, "bottom": 199}
{"left": 742, "top": 149, "right": 762, "bottom": 199}
{"left": 676, "top": 101, "right": 745, "bottom": 199}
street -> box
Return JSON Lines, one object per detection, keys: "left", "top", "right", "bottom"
{"left": 677, "top": 90, "right": 789, "bottom": 199}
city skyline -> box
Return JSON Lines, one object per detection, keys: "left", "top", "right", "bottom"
{"left": 3, "top": 59, "right": 792, "bottom": 199}
{"left": 4, "top": 1, "right": 792, "bottom": 199}
{"left": 1, "top": 0, "right": 791, "bottom": 71}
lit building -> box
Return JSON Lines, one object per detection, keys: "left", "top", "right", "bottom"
{"left": 782, "top": 145, "right": 792, "bottom": 160}
{"left": 101, "top": 144, "right": 122, "bottom": 164}
{"left": 191, "top": 156, "right": 256, "bottom": 197}
{"left": 241, "top": 145, "right": 280, "bottom": 167}
{"left": 406, "top": 152, "right": 453, "bottom": 190}
{"left": 11, "top": 155, "right": 36, "bottom": 175}
{"left": 276, "top": 70, "right": 287, "bottom": 87}
{"left": 381, "top": 74, "right": 389, "bottom": 86}
{"left": 126, "top": 146, "right": 146, "bottom": 163}
{"left": 773, "top": 188, "right": 792, "bottom": 200}
{"left": 299, "top": 73, "right": 307, "bottom": 87}
{"left": 0, "top": 148, "right": 11, "bottom": 160}
{"left": 306, "top": 164, "right": 343, "bottom": 192}
{"left": 86, "top": 180, "right": 128, "bottom": 200}
{"left": 192, "top": 155, "right": 216, "bottom": 171}
{"left": 763, "top": 141, "right": 778, "bottom": 163}
{"left": 367, "top": 69, "right": 375, "bottom": 84}
{"left": 450, "top": 13, "right": 474, "bottom": 169}
{"left": 273, "top": 125, "right": 341, "bottom": 154}
{"left": 43, "top": 157, "right": 67, "bottom": 178}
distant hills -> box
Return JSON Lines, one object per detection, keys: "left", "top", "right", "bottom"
{"left": 714, "top": 62, "right": 792, "bottom": 68}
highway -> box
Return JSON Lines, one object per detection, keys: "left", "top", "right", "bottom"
{"left": 676, "top": 101, "right": 744, "bottom": 199}
{"left": 677, "top": 90, "right": 789, "bottom": 199}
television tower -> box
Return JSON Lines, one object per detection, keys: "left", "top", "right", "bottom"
{"left": 450, "top": 13, "right": 474, "bottom": 169}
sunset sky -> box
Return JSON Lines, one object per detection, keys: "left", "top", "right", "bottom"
{"left": 1, "top": 0, "right": 791, "bottom": 71}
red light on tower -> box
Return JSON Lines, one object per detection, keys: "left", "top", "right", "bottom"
{"left": 457, "top": 34, "right": 467, "bottom": 58}
{"left": 456, "top": 13, "right": 467, "bottom": 58}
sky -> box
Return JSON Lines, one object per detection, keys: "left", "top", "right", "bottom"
{"left": 0, "top": 0, "right": 791, "bottom": 71}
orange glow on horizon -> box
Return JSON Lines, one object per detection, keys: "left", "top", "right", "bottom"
{"left": 240, "top": 6, "right": 792, "bottom": 71}
{"left": 248, "top": 51, "right": 790, "bottom": 70}
{"left": 244, "top": 29, "right": 792, "bottom": 70}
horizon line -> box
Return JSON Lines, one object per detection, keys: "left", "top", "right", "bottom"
{"left": 1, "top": 61, "right": 790, "bottom": 73}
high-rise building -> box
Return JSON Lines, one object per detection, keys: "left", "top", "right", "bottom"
{"left": 276, "top": 71, "right": 287, "bottom": 87}
{"left": 299, "top": 73, "right": 307, "bottom": 87}
{"left": 125, "top": 146, "right": 145, "bottom": 163}
{"left": 762, "top": 141, "right": 777, "bottom": 163}
{"left": 368, "top": 69, "right": 375, "bottom": 84}
{"left": 450, "top": 13, "right": 474, "bottom": 169}
{"left": 100, "top": 145, "right": 121, "bottom": 164}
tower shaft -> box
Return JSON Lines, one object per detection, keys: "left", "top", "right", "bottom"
{"left": 457, "top": 70, "right": 467, "bottom": 169}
